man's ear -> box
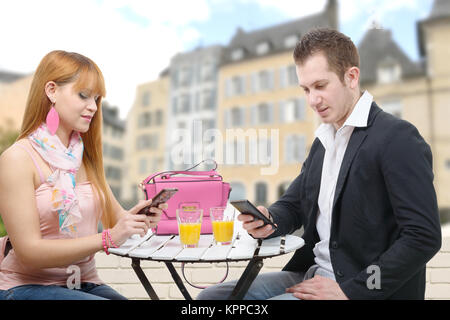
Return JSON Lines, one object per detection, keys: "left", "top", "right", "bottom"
{"left": 345, "top": 67, "right": 360, "bottom": 89}
{"left": 44, "top": 81, "right": 57, "bottom": 103}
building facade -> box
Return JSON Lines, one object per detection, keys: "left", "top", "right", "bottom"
{"left": 166, "top": 45, "right": 224, "bottom": 171}
{"left": 122, "top": 73, "right": 169, "bottom": 205}
{"left": 102, "top": 102, "right": 126, "bottom": 203}
{"left": 0, "top": 72, "right": 32, "bottom": 132}
{"left": 216, "top": 0, "right": 337, "bottom": 206}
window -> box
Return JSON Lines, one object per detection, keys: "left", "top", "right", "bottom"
{"left": 105, "top": 166, "right": 122, "bottom": 180}
{"left": 259, "top": 71, "right": 270, "bottom": 91}
{"left": 285, "top": 135, "right": 306, "bottom": 163}
{"left": 287, "top": 65, "right": 297, "bottom": 86}
{"left": 142, "top": 91, "right": 151, "bottom": 107}
{"left": 179, "top": 66, "right": 192, "bottom": 86}
{"left": 139, "top": 158, "right": 147, "bottom": 174}
{"left": 155, "top": 110, "right": 163, "bottom": 126}
{"left": 256, "top": 41, "right": 270, "bottom": 55}
{"left": 201, "top": 62, "right": 214, "bottom": 81}
{"left": 258, "top": 137, "right": 272, "bottom": 165}
{"left": 255, "top": 182, "right": 268, "bottom": 206}
{"left": 377, "top": 61, "right": 401, "bottom": 84}
{"left": 230, "top": 182, "right": 246, "bottom": 201}
{"left": 257, "top": 103, "right": 271, "bottom": 124}
{"left": 138, "top": 112, "right": 152, "bottom": 128}
{"left": 109, "top": 146, "right": 124, "bottom": 160}
{"left": 202, "top": 119, "right": 215, "bottom": 132}
{"left": 231, "top": 48, "right": 244, "bottom": 61}
{"left": 284, "top": 35, "right": 298, "bottom": 48}
{"left": 172, "top": 97, "right": 178, "bottom": 114}
{"left": 136, "top": 134, "right": 159, "bottom": 150}
{"left": 201, "top": 89, "right": 215, "bottom": 110}
{"left": 232, "top": 76, "right": 244, "bottom": 96}
{"left": 280, "top": 98, "right": 306, "bottom": 123}
{"left": 179, "top": 94, "right": 191, "bottom": 114}
{"left": 231, "top": 107, "right": 245, "bottom": 127}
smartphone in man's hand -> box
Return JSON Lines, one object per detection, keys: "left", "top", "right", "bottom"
{"left": 230, "top": 199, "right": 277, "bottom": 229}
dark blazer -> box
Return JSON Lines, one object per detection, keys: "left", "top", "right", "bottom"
{"left": 268, "top": 102, "right": 442, "bottom": 300}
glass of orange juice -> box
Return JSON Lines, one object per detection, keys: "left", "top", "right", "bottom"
{"left": 176, "top": 208, "right": 203, "bottom": 248}
{"left": 210, "top": 207, "right": 235, "bottom": 245}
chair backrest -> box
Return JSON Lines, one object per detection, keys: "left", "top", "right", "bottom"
{"left": 0, "top": 236, "right": 11, "bottom": 264}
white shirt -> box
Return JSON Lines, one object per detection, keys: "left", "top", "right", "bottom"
{"left": 312, "top": 91, "right": 373, "bottom": 279}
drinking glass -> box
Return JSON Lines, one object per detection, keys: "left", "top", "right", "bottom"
{"left": 176, "top": 208, "right": 203, "bottom": 248}
{"left": 210, "top": 207, "right": 235, "bottom": 245}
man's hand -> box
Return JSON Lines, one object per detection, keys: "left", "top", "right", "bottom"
{"left": 286, "top": 275, "right": 349, "bottom": 300}
{"left": 237, "top": 206, "right": 276, "bottom": 239}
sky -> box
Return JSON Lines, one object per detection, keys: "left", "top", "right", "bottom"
{"left": 0, "top": 0, "right": 435, "bottom": 119}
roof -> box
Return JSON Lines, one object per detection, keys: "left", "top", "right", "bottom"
{"left": 0, "top": 70, "right": 26, "bottom": 84}
{"left": 429, "top": 0, "right": 450, "bottom": 20}
{"left": 358, "top": 28, "right": 424, "bottom": 84}
{"left": 418, "top": 0, "right": 450, "bottom": 57}
{"left": 102, "top": 102, "right": 125, "bottom": 131}
{"left": 222, "top": 1, "right": 337, "bottom": 65}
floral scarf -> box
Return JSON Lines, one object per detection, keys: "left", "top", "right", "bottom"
{"left": 29, "top": 123, "right": 84, "bottom": 235}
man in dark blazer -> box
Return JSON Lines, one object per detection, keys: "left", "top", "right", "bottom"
{"left": 197, "top": 28, "right": 441, "bottom": 300}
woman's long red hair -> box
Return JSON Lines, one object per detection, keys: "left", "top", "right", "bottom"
{"left": 17, "top": 50, "right": 116, "bottom": 228}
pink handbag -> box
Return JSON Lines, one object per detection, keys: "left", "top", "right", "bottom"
{"left": 140, "top": 161, "right": 231, "bottom": 235}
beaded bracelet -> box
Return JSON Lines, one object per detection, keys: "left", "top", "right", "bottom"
{"left": 106, "top": 229, "right": 118, "bottom": 248}
{"left": 101, "top": 230, "right": 109, "bottom": 255}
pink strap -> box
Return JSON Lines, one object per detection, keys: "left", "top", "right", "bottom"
{"left": 142, "top": 170, "right": 221, "bottom": 185}
{"left": 15, "top": 143, "right": 46, "bottom": 184}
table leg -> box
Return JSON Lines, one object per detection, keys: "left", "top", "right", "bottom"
{"left": 228, "top": 257, "right": 264, "bottom": 300}
{"left": 165, "top": 262, "right": 193, "bottom": 300}
{"left": 131, "top": 258, "right": 160, "bottom": 300}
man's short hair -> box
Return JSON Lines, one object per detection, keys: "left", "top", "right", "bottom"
{"left": 293, "top": 28, "right": 360, "bottom": 82}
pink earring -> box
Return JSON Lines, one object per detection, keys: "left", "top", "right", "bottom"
{"left": 46, "top": 102, "right": 59, "bottom": 135}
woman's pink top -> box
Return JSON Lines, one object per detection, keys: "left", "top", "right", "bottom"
{"left": 0, "top": 143, "right": 103, "bottom": 290}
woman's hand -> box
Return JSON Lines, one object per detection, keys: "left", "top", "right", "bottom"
{"left": 109, "top": 199, "right": 168, "bottom": 246}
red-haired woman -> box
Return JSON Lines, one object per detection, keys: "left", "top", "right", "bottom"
{"left": 0, "top": 50, "right": 165, "bottom": 300}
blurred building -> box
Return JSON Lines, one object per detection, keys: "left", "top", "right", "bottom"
{"left": 359, "top": 0, "right": 450, "bottom": 211}
{"left": 166, "top": 45, "right": 224, "bottom": 171}
{"left": 0, "top": 71, "right": 32, "bottom": 131}
{"left": 122, "top": 0, "right": 450, "bottom": 213}
{"left": 102, "top": 102, "right": 126, "bottom": 202}
{"left": 122, "top": 71, "right": 169, "bottom": 205}
{"left": 217, "top": 0, "right": 338, "bottom": 206}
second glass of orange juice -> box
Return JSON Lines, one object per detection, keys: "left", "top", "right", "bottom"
{"left": 210, "top": 207, "right": 235, "bottom": 245}
{"left": 176, "top": 208, "right": 203, "bottom": 248}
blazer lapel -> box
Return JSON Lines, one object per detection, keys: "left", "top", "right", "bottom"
{"left": 307, "top": 140, "right": 325, "bottom": 223}
{"left": 332, "top": 102, "right": 381, "bottom": 209}
{"left": 332, "top": 128, "right": 367, "bottom": 209}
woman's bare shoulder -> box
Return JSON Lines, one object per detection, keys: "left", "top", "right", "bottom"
{"left": 0, "top": 139, "right": 34, "bottom": 174}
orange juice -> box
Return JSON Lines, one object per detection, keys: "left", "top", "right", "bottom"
{"left": 179, "top": 223, "right": 201, "bottom": 245}
{"left": 212, "top": 221, "right": 234, "bottom": 243}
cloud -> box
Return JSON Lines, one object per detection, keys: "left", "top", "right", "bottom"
{"left": 239, "top": 0, "right": 327, "bottom": 17}
{"left": 0, "top": 0, "right": 210, "bottom": 118}
{"left": 0, "top": 0, "right": 430, "bottom": 118}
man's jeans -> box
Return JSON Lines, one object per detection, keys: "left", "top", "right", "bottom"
{"left": 0, "top": 282, "right": 127, "bottom": 300}
{"left": 196, "top": 264, "right": 334, "bottom": 300}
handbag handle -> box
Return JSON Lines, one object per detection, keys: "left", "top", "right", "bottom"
{"left": 141, "top": 160, "right": 221, "bottom": 186}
